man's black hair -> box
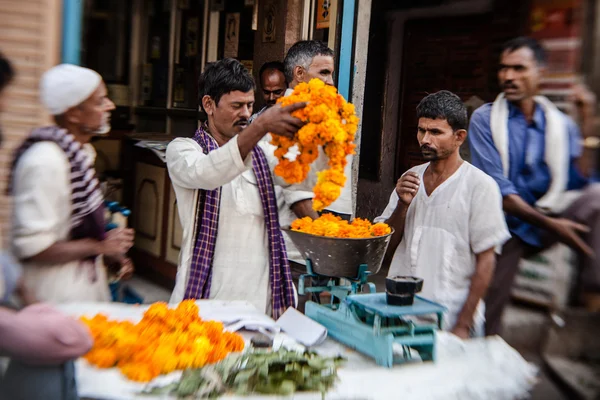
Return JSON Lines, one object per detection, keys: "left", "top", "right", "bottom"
{"left": 283, "top": 40, "right": 334, "bottom": 83}
{"left": 416, "top": 90, "right": 468, "bottom": 131}
{"left": 501, "top": 36, "right": 547, "bottom": 66}
{"left": 198, "top": 58, "right": 255, "bottom": 106}
{"left": 0, "top": 52, "right": 15, "bottom": 92}
{"left": 259, "top": 61, "right": 286, "bottom": 86}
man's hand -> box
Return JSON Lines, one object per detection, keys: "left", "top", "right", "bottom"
{"left": 395, "top": 172, "right": 420, "bottom": 206}
{"left": 548, "top": 218, "right": 594, "bottom": 257}
{"left": 451, "top": 325, "right": 470, "bottom": 340}
{"left": 99, "top": 228, "right": 135, "bottom": 260}
{"left": 116, "top": 258, "right": 135, "bottom": 280}
{"left": 254, "top": 102, "right": 307, "bottom": 138}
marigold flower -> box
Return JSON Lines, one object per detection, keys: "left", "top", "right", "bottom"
{"left": 79, "top": 301, "right": 245, "bottom": 382}
{"left": 270, "top": 78, "right": 358, "bottom": 211}
{"left": 291, "top": 213, "right": 392, "bottom": 239}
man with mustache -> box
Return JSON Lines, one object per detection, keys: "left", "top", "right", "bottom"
{"left": 468, "top": 37, "right": 600, "bottom": 336}
{"left": 9, "top": 64, "right": 134, "bottom": 303}
{"left": 166, "top": 58, "right": 319, "bottom": 317}
{"left": 376, "top": 91, "right": 510, "bottom": 338}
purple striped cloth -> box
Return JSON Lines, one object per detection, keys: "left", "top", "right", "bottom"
{"left": 8, "top": 126, "right": 105, "bottom": 231}
{"left": 184, "top": 126, "right": 296, "bottom": 318}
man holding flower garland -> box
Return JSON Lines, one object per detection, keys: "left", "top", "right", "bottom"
{"left": 376, "top": 91, "right": 511, "bottom": 338}
{"left": 166, "top": 58, "right": 324, "bottom": 318}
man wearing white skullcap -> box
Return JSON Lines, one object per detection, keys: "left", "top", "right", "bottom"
{"left": 8, "top": 64, "right": 135, "bottom": 303}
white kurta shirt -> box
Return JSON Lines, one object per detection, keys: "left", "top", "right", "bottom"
{"left": 375, "top": 162, "right": 510, "bottom": 334}
{"left": 166, "top": 135, "right": 320, "bottom": 313}
{"left": 11, "top": 142, "right": 111, "bottom": 303}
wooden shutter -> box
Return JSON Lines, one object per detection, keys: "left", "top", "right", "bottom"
{"left": 0, "top": 0, "right": 62, "bottom": 244}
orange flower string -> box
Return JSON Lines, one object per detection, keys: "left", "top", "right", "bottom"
{"left": 79, "top": 300, "right": 245, "bottom": 382}
{"left": 271, "top": 79, "right": 358, "bottom": 211}
{"left": 291, "top": 213, "right": 392, "bottom": 239}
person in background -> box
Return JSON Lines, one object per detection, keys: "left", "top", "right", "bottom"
{"left": 166, "top": 58, "right": 325, "bottom": 318}
{"left": 0, "top": 52, "right": 93, "bottom": 400}
{"left": 283, "top": 40, "right": 352, "bottom": 220}
{"left": 9, "top": 64, "right": 134, "bottom": 304}
{"left": 376, "top": 91, "right": 510, "bottom": 338}
{"left": 468, "top": 37, "right": 600, "bottom": 336}
{"left": 250, "top": 61, "right": 288, "bottom": 122}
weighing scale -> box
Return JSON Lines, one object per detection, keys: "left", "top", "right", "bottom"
{"left": 283, "top": 228, "right": 447, "bottom": 368}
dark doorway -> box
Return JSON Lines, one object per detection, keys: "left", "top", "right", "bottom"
{"left": 394, "top": 15, "right": 494, "bottom": 179}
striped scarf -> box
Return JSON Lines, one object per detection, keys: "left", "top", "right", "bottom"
{"left": 8, "top": 126, "right": 105, "bottom": 231}
{"left": 184, "top": 126, "right": 295, "bottom": 318}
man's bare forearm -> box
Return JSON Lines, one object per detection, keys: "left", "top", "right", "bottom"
{"left": 503, "top": 194, "right": 554, "bottom": 230}
{"left": 23, "top": 239, "right": 102, "bottom": 265}
{"left": 383, "top": 203, "right": 409, "bottom": 267}
{"left": 291, "top": 199, "right": 319, "bottom": 220}
{"left": 454, "top": 248, "right": 496, "bottom": 331}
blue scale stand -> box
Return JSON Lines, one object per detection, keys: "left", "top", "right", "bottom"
{"left": 299, "top": 259, "right": 446, "bottom": 367}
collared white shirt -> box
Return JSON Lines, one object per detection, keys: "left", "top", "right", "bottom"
{"left": 375, "top": 162, "right": 510, "bottom": 334}
{"left": 11, "top": 142, "right": 110, "bottom": 303}
{"left": 166, "top": 135, "right": 321, "bottom": 313}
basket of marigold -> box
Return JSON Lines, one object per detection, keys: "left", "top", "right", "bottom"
{"left": 281, "top": 213, "right": 393, "bottom": 278}
{"left": 270, "top": 78, "right": 358, "bottom": 212}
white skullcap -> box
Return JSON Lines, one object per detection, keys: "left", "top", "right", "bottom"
{"left": 40, "top": 64, "right": 102, "bottom": 115}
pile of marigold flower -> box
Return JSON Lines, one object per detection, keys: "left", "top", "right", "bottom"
{"left": 291, "top": 213, "right": 391, "bottom": 239}
{"left": 271, "top": 78, "right": 358, "bottom": 211}
{"left": 79, "top": 300, "right": 245, "bottom": 382}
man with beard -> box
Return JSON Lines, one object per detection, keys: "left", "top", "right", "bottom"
{"left": 166, "top": 58, "right": 320, "bottom": 318}
{"left": 375, "top": 91, "right": 510, "bottom": 338}
{"left": 9, "top": 64, "right": 134, "bottom": 304}
{"left": 468, "top": 37, "right": 600, "bottom": 335}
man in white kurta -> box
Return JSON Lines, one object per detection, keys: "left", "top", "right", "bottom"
{"left": 167, "top": 59, "right": 322, "bottom": 315}
{"left": 375, "top": 91, "right": 510, "bottom": 337}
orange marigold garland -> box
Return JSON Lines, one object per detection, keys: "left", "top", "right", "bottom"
{"left": 271, "top": 78, "right": 358, "bottom": 211}
{"left": 79, "top": 300, "right": 245, "bottom": 382}
{"left": 291, "top": 213, "right": 392, "bottom": 239}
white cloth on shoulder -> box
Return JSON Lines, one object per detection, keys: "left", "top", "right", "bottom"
{"left": 490, "top": 93, "right": 570, "bottom": 213}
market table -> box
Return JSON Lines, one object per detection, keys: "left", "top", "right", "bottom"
{"left": 57, "top": 301, "right": 538, "bottom": 400}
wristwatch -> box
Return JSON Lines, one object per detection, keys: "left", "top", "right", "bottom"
{"left": 583, "top": 136, "right": 600, "bottom": 149}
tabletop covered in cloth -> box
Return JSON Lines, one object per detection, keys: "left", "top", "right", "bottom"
{"left": 57, "top": 301, "right": 538, "bottom": 400}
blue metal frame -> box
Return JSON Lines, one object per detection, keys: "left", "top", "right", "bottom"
{"left": 337, "top": 0, "right": 356, "bottom": 100}
{"left": 62, "top": 0, "right": 84, "bottom": 65}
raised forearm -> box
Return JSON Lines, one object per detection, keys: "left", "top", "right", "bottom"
{"left": 237, "top": 121, "right": 268, "bottom": 159}
{"left": 23, "top": 239, "right": 101, "bottom": 265}
{"left": 454, "top": 248, "right": 495, "bottom": 331}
